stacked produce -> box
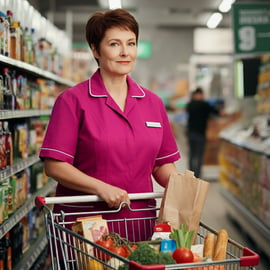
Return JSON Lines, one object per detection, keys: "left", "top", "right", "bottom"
{"left": 80, "top": 223, "right": 229, "bottom": 270}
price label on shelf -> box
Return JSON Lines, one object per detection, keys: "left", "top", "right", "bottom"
{"left": 232, "top": 3, "right": 270, "bottom": 54}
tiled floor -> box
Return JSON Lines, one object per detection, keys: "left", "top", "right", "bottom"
{"left": 154, "top": 125, "right": 269, "bottom": 269}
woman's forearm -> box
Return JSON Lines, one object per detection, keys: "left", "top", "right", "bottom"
{"left": 152, "top": 163, "right": 178, "bottom": 188}
{"left": 44, "top": 158, "right": 102, "bottom": 194}
{"left": 43, "top": 158, "right": 130, "bottom": 208}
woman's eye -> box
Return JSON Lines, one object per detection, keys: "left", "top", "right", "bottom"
{"left": 110, "top": 42, "right": 119, "bottom": 47}
{"left": 128, "top": 42, "right": 136, "bottom": 46}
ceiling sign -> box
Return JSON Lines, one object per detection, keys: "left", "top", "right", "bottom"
{"left": 232, "top": 3, "right": 270, "bottom": 54}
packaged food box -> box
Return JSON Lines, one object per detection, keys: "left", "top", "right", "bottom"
{"left": 72, "top": 215, "right": 109, "bottom": 269}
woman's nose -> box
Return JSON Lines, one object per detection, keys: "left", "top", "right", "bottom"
{"left": 120, "top": 46, "right": 128, "bottom": 56}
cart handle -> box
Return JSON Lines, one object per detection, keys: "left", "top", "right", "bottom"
{"left": 240, "top": 247, "right": 260, "bottom": 266}
{"left": 35, "top": 192, "right": 164, "bottom": 210}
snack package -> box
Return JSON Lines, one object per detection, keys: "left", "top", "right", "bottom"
{"left": 72, "top": 215, "right": 109, "bottom": 269}
{"left": 151, "top": 223, "right": 172, "bottom": 240}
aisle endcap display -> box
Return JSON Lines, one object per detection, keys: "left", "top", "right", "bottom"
{"left": 219, "top": 115, "right": 270, "bottom": 257}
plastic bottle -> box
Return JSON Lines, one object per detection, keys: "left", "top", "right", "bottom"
{"left": 31, "top": 28, "right": 37, "bottom": 65}
{"left": 10, "top": 21, "right": 22, "bottom": 60}
{"left": 0, "top": 75, "right": 4, "bottom": 110}
{"left": 3, "top": 68, "right": 15, "bottom": 110}
{"left": 0, "top": 121, "right": 5, "bottom": 170}
{"left": 23, "top": 27, "right": 34, "bottom": 64}
{"left": 0, "top": 11, "right": 10, "bottom": 57}
{"left": 3, "top": 121, "right": 13, "bottom": 168}
{"left": 0, "top": 15, "right": 5, "bottom": 55}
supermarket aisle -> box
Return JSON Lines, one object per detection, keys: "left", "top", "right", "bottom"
{"left": 154, "top": 123, "right": 269, "bottom": 270}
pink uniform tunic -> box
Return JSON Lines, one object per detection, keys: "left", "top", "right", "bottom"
{"left": 40, "top": 69, "right": 180, "bottom": 241}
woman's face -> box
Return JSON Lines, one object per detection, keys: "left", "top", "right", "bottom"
{"left": 92, "top": 27, "right": 137, "bottom": 76}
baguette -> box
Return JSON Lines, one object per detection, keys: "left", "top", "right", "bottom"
{"left": 203, "top": 233, "right": 215, "bottom": 259}
{"left": 213, "top": 229, "right": 228, "bottom": 261}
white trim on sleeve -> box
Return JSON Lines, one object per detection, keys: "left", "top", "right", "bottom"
{"left": 40, "top": 147, "right": 74, "bottom": 159}
{"left": 155, "top": 150, "right": 179, "bottom": 161}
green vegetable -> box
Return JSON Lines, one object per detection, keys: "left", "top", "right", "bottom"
{"left": 169, "top": 224, "right": 194, "bottom": 249}
{"left": 118, "top": 242, "right": 175, "bottom": 270}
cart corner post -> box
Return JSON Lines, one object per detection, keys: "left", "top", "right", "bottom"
{"left": 35, "top": 196, "right": 46, "bottom": 210}
{"left": 240, "top": 247, "right": 260, "bottom": 267}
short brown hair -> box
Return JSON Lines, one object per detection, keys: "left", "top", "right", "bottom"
{"left": 85, "top": 8, "right": 139, "bottom": 54}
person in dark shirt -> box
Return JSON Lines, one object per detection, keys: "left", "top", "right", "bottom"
{"left": 186, "top": 87, "right": 222, "bottom": 178}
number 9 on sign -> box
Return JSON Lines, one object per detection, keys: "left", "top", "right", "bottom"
{"left": 238, "top": 26, "right": 256, "bottom": 51}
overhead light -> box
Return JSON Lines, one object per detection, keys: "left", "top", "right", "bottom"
{"left": 218, "top": 0, "right": 236, "bottom": 13}
{"left": 206, "top": 12, "right": 223, "bottom": 29}
{"left": 108, "top": 0, "right": 122, "bottom": 9}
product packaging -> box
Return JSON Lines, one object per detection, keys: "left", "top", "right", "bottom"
{"left": 72, "top": 215, "right": 109, "bottom": 269}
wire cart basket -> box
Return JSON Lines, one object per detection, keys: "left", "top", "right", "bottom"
{"left": 35, "top": 192, "right": 260, "bottom": 270}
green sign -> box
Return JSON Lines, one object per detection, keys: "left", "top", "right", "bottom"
{"left": 137, "top": 41, "right": 152, "bottom": 58}
{"left": 232, "top": 3, "right": 270, "bottom": 54}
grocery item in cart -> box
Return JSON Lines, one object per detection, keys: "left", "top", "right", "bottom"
{"left": 35, "top": 193, "right": 260, "bottom": 270}
{"left": 72, "top": 215, "right": 109, "bottom": 269}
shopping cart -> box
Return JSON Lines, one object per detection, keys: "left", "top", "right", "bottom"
{"left": 35, "top": 192, "right": 260, "bottom": 270}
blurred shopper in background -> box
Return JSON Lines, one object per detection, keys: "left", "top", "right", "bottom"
{"left": 186, "top": 87, "right": 223, "bottom": 178}
{"left": 39, "top": 8, "right": 180, "bottom": 242}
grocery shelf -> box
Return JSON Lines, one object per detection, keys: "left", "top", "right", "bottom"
{"left": 0, "top": 54, "right": 74, "bottom": 87}
{"left": 13, "top": 231, "right": 47, "bottom": 270}
{"left": 220, "top": 186, "right": 270, "bottom": 257}
{"left": 0, "top": 180, "right": 57, "bottom": 238}
{"left": 0, "top": 154, "right": 40, "bottom": 182}
{"left": 0, "top": 109, "right": 51, "bottom": 120}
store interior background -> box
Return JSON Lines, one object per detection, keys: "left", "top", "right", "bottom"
{"left": 0, "top": 0, "right": 269, "bottom": 269}
{"left": 28, "top": 0, "right": 270, "bottom": 268}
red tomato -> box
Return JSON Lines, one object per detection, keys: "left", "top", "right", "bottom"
{"left": 94, "top": 237, "right": 114, "bottom": 261}
{"left": 123, "top": 244, "right": 137, "bottom": 257}
{"left": 172, "top": 247, "right": 194, "bottom": 263}
{"left": 109, "top": 245, "right": 126, "bottom": 257}
{"left": 96, "top": 237, "right": 114, "bottom": 249}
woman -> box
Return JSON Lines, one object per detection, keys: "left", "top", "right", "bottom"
{"left": 39, "top": 9, "right": 180, "bottom": 242}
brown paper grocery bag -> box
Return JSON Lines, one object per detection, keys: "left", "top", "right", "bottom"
{"left": 158, "top": 170, "right": 209, "bottom": 241}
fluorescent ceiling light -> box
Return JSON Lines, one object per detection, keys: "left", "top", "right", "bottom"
{"left": 109, "top": 0, "right": 122, "bottom": 9}
{"left": 219, "top": 0, "right": 236, "bottom": 13}
{"left": 206, "top": 12, "right": 223, "bottom": 28}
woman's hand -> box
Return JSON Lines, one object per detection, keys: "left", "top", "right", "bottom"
{"left": 43, "top": 158, "right": 130, "bottom": 208}
{"left": 97, "top": 182, "right": 130, "bottom": 208}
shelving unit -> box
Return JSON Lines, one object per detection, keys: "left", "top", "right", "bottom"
{"left": 0, "top": 54, "right": 74, "bottom": 87}
{"left": 0, "top": 179, "right": 56, "bottom": 239}
{"left": 219, "top": 120, "right": 270, "bottom": 257}
{"left": 220, "top": 186, "right": 270, "bottom": 256}
{"left": 13, "top": 231, "right": 48, "bottom": 270}
{"left": 0, "top": 43, "right": 74, "bottom": 269}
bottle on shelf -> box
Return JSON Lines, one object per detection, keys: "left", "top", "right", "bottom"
{"left": 0, "top": 121, "right": 6, "bottom": 170}
{"left": 3, "top": 121, "right": 13, "bottom": 168}
{"left": 9, "top": 21, "right": 22, "bottom": 61}
{"left": 0, "top": 75, "right": 4, "bottom": 110}
{"left": 0, "top": 11, "right": 10, "bottom": 57}
{"left": 3, "top": 68, "right": 16, "bottom": 110}
{"left": 23, "top": 27, "right": 34, "bottom": 64}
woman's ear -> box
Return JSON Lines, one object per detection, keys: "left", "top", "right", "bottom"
{"left": 91, "top": 44, "right": 99, "bottom": 59}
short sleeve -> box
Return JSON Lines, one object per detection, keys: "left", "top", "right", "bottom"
{"left": 39, "top": 91, "right": 80, "bottom": 164}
